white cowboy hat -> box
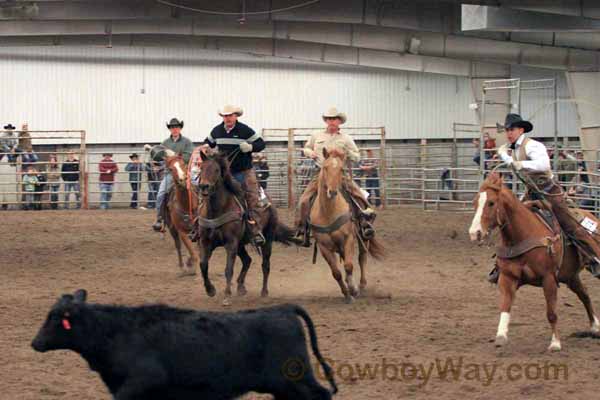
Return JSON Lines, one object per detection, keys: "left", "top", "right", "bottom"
{"left": 218, "top": 105, "right": 243, "bottom": 117}
{"left": 322, "top": 107, "right": 347, "bottom": 124}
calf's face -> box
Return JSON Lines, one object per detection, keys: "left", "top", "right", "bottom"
{"left": 32, "top": 289, "right": 87, "bottom": 353}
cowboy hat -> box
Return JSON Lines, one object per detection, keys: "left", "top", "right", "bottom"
{"left": 502, "top": 113, "right": 533, "bottom": 133}
{"left": 166, "top": 118, "right": 184, "bottom": 129}
{"left": 322, "top": 107, "right": 347, "bottom": 124}
{"left": 3, "top": 124, "right": 15, "bottom": 130}
{"left": 218, "top": 105, "right": 243, "bottom": 117}
{"left": 129, "top": 153, "right": 139, "bottom": 159}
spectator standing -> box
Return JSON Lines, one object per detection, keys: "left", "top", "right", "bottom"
{"left": 98, "top": 153, "right": 118, "bottom": 210}
{"left": 18, "top": 123, "right": 39, "bottom": 168}
{"left": 145, "top": 160, "right": 162, "bottom": 209}
{"left": 61, "top": 151, "right": 81, "bottom": 209}
{"left": 557, "top": 150, "right": 577, "bottom": 186}
{"left": 253, "top": 153, "right": 270, "bottom": 190}
{"left": 360, "top": 149, "right": 381, "bottom": 207}
{"left": 472, "top": 138, "right": 481, "bottom": 166}
{"left": 33, "top": 166, "right": 47, "bottom": 210}
{"left": 483, "top": 133, "right": 496, "bottom": 169}
{"left": 0, "top": 124, "right": 18, "bottom": 164}
{"left": 46, "top": 154, "right": 61, "bottom": 209}
{"left": 576, "top": 151, "right": 590, "bottom": 184}
{"left": 125, "top": 153, "right": 143, "bottom": 209}
{"left": 22, "top": 166, "right": 38, "bottom": 210}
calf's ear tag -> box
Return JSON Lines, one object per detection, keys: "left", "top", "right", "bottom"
{"left": 62, "top": 319, "right": 72, "bottom": 330}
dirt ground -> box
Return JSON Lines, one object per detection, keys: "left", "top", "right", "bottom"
{"left": 2, "top": 207, "right": 600, "bottom": 400}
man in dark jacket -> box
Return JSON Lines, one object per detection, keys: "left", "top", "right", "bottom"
{"left": 61, "top": 151, "right": 80, "bottom": 209}
{"left": 205, "top": 105, "right": 266, "bottom": 245}
{"left": 125, "top": 153, "right": 143, "bottom": 209}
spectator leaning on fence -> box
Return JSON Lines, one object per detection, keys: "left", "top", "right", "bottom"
{"left": 98, "top": 152, "right": 118, "bottom": 210}
{"left": 253, "top": 153, "right": 269, "bottom": 190}
{"left": 22, "top": 166, "right": 38, "bottom": 210}
{"left": 46, "top": 154, "right": 61, "bottom": 210}
{"left": 33, "top": 165, "right": 46, "bottom": 210}
{"left": 61, "top": 151, "right": 80, "bottom": 209}
{"left": 125, "top": 153, "right": 143, "bottom": 209}
{"left": 360, "top": 148, "right": 381, "bottom": 207}
{"left": 145, "top": 160, "right": 163, "bottom": 209}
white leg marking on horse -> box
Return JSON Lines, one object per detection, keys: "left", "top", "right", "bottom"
{"left": 174, "top": 162, "right": 185, "bottom": 181}
{"left": 496, "top": 311, "right": 510, "bottom": 339}
{"left": 592, "top": 316, "right": 600, "bottom": 333}
{"left": 549, "top": 334, "right": 561, "bottom": 351}
{"left": 469, "top": 192, "right": 487, "bottom": 241}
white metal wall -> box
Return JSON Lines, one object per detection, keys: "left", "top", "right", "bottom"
{"left": 510, "top": 65, "right": 579, "bottom": 138}
{"left": 0, "top": 46, "right": 478, "bottom": 143}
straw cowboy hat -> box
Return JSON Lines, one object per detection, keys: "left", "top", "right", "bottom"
{"left": 322, "top": 107, "right": 347, "bottom": 124}
{"left": 3, "top": 124, "right": 15, "bottom": 130}
{"left": 219, "top": 105, "right": 243, "bottom": 117}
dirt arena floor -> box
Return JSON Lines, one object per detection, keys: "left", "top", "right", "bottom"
{"left": 3, "top": 207, "right": 600, "bottom": 400}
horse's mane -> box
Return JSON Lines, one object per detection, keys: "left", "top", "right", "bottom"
{"left": 326, "top": 147, "right": 346, "bottom": 160}
{"left": 480, "top": 172, "right": 519, "bottom": 208}
{"left": 211, "top": 153, "right": 243, "bottom": 196}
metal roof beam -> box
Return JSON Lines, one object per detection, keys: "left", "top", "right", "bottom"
{"left": 462, "top": 5, "right": 600, "bottom": 32}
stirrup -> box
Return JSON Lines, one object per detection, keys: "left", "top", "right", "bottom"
{"left": 252, "top": 232, "right": 266, "bottom": 246}
{"left": 586, "top": 258, "right": 600, "bottom": 278}
{"left": 152, "top": 221, "right": 164, "bottom": 232}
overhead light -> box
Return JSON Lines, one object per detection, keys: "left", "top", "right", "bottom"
{"left": 408, "top": 37, "right": 421, "bottom": 55}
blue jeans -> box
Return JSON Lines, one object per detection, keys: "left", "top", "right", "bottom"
{"left": 50, "top": 184, "right": 60, "bottom": 209}
{"left": 147, "top": 181, "right": 159, "bottom": 208}
{"left": 100, "top": 183, "right": 114, "bottom": 209}
{"left": 64, "top": 182, "right": 80, "bottom": 209}
{"left": 156, "top": 173, "right": 173, "bottom": 217}
{"left": 366, "top": 177, "right": 381, "bottom": 206}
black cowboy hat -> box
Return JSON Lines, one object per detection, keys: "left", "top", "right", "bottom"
{"left": 503, "top": 113, "right": 533, "bottom": 133}
{"left": 166, "top": 118, "right": 184, "bottom": 129}
{"left": 129, "top": 153, "right": 139, "bottom": 159}
{"left": 3, "top": 124, "right": 15, "bottom": 130}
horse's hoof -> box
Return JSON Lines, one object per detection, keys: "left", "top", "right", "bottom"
{"left": 237, "top": 286, "right": 248, "bottom": 296}
{"left": 344, "top": 296, "right": 355, "bottom": 304}
{"left": 261, "top": 290, "right": 269, "bottom": 298}
{"left": 359, "top": 286, "right": 367, "bottom": 297}
{"left": 177, "top": 270, "right": 196, "bottom": 278}
{"left": 222, "top": 297, "right": 232, "bottom": 307}
{"left": 494, "top": 335, "right": 508, "bottom": 347}
{"left": 349, "top": 287, "right": 359, "bottom": 298}
{"left": 206, "top": 286, "right": 217, "bottom": 297}
{"left": 548, "top": 341, "right": 562, "bottom": 352}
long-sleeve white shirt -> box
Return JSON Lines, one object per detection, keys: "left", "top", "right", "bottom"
{"left": 500, "top": 135, "right": 551, "bottom": 172}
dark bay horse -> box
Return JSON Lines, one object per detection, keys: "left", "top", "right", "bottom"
{"left": 309, "top": 148, "right": 384, "bottom": 303}
{"left": 162, "top": 150, "right": 199, "bottom": 277}
{"left": 469, "top": 172, "right": 600, "bottom": 351}
{"left": 196, "top": 151, "right": 299, "bottom": 306}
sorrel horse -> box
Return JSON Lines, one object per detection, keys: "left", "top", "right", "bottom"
{"left": 163, "top": 150, "right": 199, "bottom": 277}
{"left": 469, "top": 172, "right": 600, "bottom": 351}
{"left": 309, "top": 148, "right": 384, "bottom": 303}
{"left": 196, "top": 151, "right": 299, "bottom": 306}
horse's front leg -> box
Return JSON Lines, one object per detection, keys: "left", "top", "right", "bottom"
{"left": 495, "top": 271, "right": 518, "bottom": 347}
{"left": 222, "top": 240, "right": 239, "bottom": 307}
{"left": 198, "top": 240, "right": 216, "bottom": 297}
{"left": 236, "top": 245, "right": 252, "bottom": 296}
{"left": 543, "top": 274, "right": 561, "bottom": 351}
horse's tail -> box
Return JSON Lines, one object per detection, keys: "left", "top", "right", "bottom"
{"left": 365, "top": 235, "right": 385, "bottom": 260}
{"left": 273, "top": 221, "right": 303, "bottom": 246}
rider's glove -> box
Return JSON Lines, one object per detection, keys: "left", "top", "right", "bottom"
{"left": 497, "top": 144, "right": 512, "bottom": 164}
{"left": 512, "top": 161, "right": 523, "bottom": 170}
{"left": 239, "top": 141, "right": 253, "bottom": 153}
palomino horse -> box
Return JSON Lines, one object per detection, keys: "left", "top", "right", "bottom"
{"left": 309, "top": 148, "right": 384, "bottom": 303}
{"left": 469, "top": 172, "right": 600, "bottom": 351}
{"left": 162, "top": 150, "right": 199, "bottom": 277}
{"left": 196, "top": 151, "right": 298, "bottom": 306}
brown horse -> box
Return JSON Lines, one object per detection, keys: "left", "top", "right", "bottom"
{"left": 163, "top": 150, "right": 199, "bottom": 277}
{"left": 309, "top": 148, "right": 384, "bottom": 303}
{"left": 469, "top": 172, "right": 600, "bottom": 351}
{"left": 196, "top": 151, "right": 299, "bottom": 306}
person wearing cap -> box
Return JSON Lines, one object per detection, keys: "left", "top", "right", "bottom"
{"left": 98, "top": 153, "right": 118, "bottom": 210}
{"left": 61, "top": 151, "right": 81, "bottom": 209}
{"left": 152, "top": 118, "right": 194, "bottom": 231}
{"left": 125, "top": 153, "right": 143, "bottom": 209}
{"left": 204, "top": 105, "right": 266, "bottom": 245}
{"left": 295, "top": 107, "right": 376, "bottom": 247}
{"left": 487, "top": 113, "right": 600, "bottom": 283}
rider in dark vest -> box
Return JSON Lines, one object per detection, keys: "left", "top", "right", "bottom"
{"left": 487, "top": 113, "right": 600, "bottom": 283}
{"left": 204, "top": 105, "right": 266, "bottom": 246}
